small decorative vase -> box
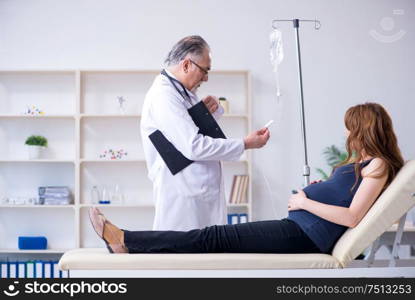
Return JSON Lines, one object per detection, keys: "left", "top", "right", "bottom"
{"left": 219, "top": 97, "right": 229, "bottom": 114}
{"left": 27, "top": 145, "right": 44, "bottom": 159}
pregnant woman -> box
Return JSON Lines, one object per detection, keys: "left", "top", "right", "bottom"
{"left": 89, "top": 102, "right": 404, "bottom": 255}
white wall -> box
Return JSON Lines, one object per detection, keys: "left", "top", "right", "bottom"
{"left": 1, "top": 0, "right": 414, "bottom": 221}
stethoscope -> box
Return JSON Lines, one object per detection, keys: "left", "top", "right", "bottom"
{"left": 161, "top": 69, "right": 192, "bottom": 106}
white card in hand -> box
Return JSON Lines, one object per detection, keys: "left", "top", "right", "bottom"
{"left": 264, "top": 120, "right": 274, "bottom": 128}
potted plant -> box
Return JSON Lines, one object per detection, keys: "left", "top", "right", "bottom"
{"left": 25, "top": 135, "right": 48, "bottom": 159}
{"left": 316, "top": 145, "right": 348, "bottom": 180}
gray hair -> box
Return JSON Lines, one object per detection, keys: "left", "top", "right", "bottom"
{"left": 164, "top": 35, "right": 209, "bottom": 66}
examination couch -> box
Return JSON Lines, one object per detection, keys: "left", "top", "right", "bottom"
{"left": 59, "top": 161, "right": 415, "bottom": 277}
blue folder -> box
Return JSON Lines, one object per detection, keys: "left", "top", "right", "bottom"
{"left": 18, "top": 236, "right": 47, "bottom": 250}
{"left": 149, "top": 101, "right": 226, "bottom": 175}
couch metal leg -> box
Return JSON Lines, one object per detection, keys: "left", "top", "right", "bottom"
{"left": 389, "top": 213, "right": 407, "bottom": 267}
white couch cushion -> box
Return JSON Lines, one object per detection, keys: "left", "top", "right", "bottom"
{"left": 59, "top": 248, "right": 341, "bottom": 270}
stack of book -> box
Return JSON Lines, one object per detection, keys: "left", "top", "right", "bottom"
{"left": 38, "top": 186, "right": 72, "bottom": 205}
{"left": 228, "top": 175, "right": 249, "bottom": 204}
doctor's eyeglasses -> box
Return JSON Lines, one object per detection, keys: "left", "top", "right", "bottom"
{"left": 189, "top": 59, "right": 210, "bottom": 75}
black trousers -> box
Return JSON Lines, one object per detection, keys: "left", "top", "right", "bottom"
{"left": 123, "top": 218, "right": 321, "bottom": 254}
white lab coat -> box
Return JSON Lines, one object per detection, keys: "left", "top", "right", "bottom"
{"left": 140, "top": 71, "right": 244, "bottom": 231}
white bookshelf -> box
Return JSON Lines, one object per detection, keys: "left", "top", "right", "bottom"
{"left": 0, "top": 69, "right": 252, "bottom": 254}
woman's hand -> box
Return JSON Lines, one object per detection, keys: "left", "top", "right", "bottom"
{"left": 288, "top": 189, "right": 308, "bottom": 211}
{"left": 310, "top": 180, "right": 322, "bottom": 185}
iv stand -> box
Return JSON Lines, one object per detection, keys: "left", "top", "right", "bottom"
{"left": 272, "top": 18, "right": 321, "bottom": 186}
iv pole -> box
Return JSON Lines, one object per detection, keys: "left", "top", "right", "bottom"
{"left": 271, "top": 18, "right": 321, "bottom": 186}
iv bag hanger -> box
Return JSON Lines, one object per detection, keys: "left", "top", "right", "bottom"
{"left": 272, "top": 19, "right": 321, "bottom": 30}
{"left": 271, "top": 18, "right": 321, "bottom": 186}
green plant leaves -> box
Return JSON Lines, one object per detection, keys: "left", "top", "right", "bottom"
{"left": 316, "top": 145, "right": 348, "bottom": 180}
{"left": 25, "top": 135, "right": 48, "bottom": 147}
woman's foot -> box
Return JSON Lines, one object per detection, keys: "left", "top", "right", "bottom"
{"left": 88, "top": 207, "right": 128, "bottom": 253}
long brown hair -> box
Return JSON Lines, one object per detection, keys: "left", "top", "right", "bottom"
{"left": 340, "top": 102, "right": 404, "bottom": 189}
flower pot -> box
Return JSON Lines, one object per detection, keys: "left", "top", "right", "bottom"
{"left": 27, "top": 145, "right": 45, "bottom": 159}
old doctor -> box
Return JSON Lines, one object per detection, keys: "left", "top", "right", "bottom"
{"left": 141, "top": 35, "right": 270, "bottom": 231}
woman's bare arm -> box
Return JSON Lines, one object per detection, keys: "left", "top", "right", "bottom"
{"left": 288, "top": 158, "right": 387, "bottom": 228}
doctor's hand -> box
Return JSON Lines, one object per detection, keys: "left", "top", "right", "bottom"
{"left": 243, "top": 128, "right": 270, "bottom": 149}
{"left": 288, "top": 189, "right": 307, "bottom": 211}
{"left": 202, "top": 95, "right": 219, "bottom": 114}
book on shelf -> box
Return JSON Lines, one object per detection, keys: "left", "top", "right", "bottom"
{"left": 26, "top": 261, "right": 34, "bottom": 278}
{"left": 239, "top": 213, "right": 248, "bottom": 223}
{"left": 235, "top": 176, "right": 243, "bottom": 204}
{"left": 239, "top": 175, "right": 249, "bottom": 204}
{"left": 228, "top": 175, "right": 249, "bottom": 204}
{"left": 18, "top": 262, "right": 25, "bottom": 278}
{"left": 227, "top": 214, "right": 239, "bottom": 225}
{"left": 229, "top": 175, "right": 239, "bottom": 204}
{"left": 227, "top": 213, "right": 249, "bottom": 225}
{"left": 1, "top": 262, "right": 7, "bottom": 278}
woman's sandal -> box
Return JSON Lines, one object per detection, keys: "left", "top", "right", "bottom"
{"left": 88, "top": 207, "right": 128, "bottom": 253}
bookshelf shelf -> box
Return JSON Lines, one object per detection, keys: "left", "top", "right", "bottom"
{"left": 227, "top": 203, "right": 250, "bottom": 207}
{"left": 0, "top": 205, "right": 75, "bottom": 209}
{"left": 0, "top": 115, "right": 75, "bottom": 119}
{"left": 0, "top": 249, "right": 69, "bottom": 254}
{"left": 0, "top": 69, "right": 252, "bottom": 254}
{"left": 223, "top": 114, "right": 248, "bottom": 118}
{"left": 80, "top": 114, "right": 141, "bottom": 118}
{"left": 0, "top": 160, "right": 75, "bottom": 163}
{"left": 79, "top": 204, "right": 154, "bottom": 208}
{"left": 223, "top": 160, "right": 248, "bottom": 164}
{"left": 80, "top": 159, "right": 146, "bottom": 163}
